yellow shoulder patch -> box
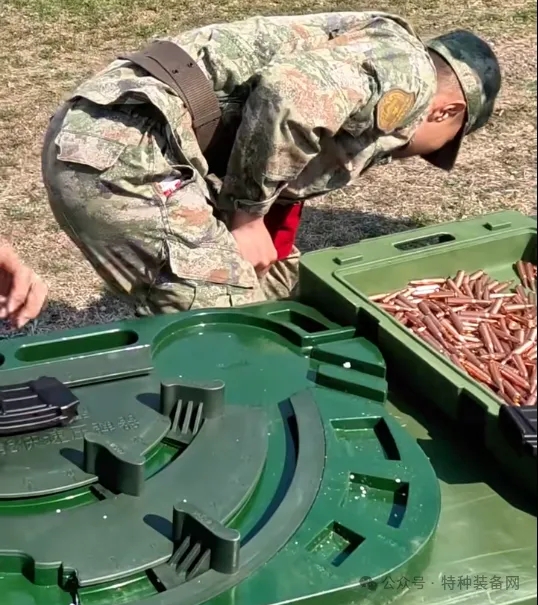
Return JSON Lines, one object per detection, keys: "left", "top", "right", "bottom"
{"left": 376, "top": 89, "right": 416, "bottom": 133}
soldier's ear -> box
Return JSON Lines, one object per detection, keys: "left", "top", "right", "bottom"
{"left": 430, "top": 102, "right": 466, "bottom": 122}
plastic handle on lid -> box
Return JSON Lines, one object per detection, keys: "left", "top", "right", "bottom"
{"left": 0, "top": 376, "right": 80, "bottom": 436}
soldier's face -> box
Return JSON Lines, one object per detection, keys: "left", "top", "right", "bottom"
{"left": 398, "top": 100, "right": 466, "bottom": 158}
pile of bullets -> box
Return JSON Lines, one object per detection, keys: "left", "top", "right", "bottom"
{"left": 369, "top": 261, "right": 537, "bottom": 407}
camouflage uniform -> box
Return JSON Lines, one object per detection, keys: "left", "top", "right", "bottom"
{"left": 41, "top": 12, "right": 500, "bottom": 315}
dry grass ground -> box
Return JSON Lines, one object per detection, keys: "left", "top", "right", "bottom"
{"left": 0, "top": 0, "right": 536, "bottom": 336}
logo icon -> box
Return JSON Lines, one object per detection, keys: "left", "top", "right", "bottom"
{"left": 359, "top": 576, "right": 378, "bottom": 591}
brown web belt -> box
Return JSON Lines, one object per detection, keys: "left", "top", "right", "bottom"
{"left": 119, "top": 40, "right": 221, "bottom": 153}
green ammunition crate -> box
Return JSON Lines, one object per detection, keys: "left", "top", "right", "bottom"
{"left": 300, "top": 210, "right": 537, "bottom": 497}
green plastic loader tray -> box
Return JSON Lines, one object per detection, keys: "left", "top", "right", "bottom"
{"left": 299, "top": 210, "right": 537, "bottom": 498}
{"left": 0, "top": 301, "right": 535, "bottom": 605}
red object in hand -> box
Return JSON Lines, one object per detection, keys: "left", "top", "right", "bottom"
{"left": 264, "top": 202, "right": 304, "bottom": 260}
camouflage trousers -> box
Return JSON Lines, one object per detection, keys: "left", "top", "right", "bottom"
{"left": 41, "top": 101, "right": 300, "bottom": 315}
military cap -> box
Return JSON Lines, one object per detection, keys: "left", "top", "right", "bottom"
{"left": 422, "top": 29, "right": 502, "bottom": 170}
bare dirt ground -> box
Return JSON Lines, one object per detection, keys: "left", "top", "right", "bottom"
{"left": 0, "top": 0, "right": 536, "bottom": 336}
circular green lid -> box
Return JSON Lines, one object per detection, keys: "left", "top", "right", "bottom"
{"left": 0, "top": 303, "right": 441, "bottom": 605}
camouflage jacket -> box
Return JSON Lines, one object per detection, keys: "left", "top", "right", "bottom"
{"left": 67, "top": 12, "right": 437, "bottom": 216}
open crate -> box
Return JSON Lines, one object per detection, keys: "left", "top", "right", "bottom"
{"left": 300, "top": 210, "right": 537, "bottom": 497}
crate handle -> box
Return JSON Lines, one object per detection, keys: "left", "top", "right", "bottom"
{"left": 392, "top": 232, "right": 456, "bottom": 252}
{"left": 330, "top": 211, "right": 533, "bottom": 267}
{"left": 333, "top": 230, "right": 459, "bottom": 265}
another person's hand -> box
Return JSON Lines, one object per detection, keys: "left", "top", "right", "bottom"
{"left": 230, "top": 210, "right": 277, "bottom": 275}
{"left": 0, "top": 243, "right": 48, "bottom": 329}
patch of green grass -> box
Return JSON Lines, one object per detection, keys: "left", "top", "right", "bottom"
{"left": 43, "top": 259, "right": 75, "bottom": 274}
{"left": 512, "top": 7, "right": 537, "bottom": 24}
{"left": 0, "top": 108, "right": 20, "bottom": 121}
{"left": 2, "top": 206, "right": 40, "bottom": 222}
{"left": 408, "top": 211, "right": 438, "bottom": 228}
{"left": 8, "top": 0, "right": 151, "bottom": 21}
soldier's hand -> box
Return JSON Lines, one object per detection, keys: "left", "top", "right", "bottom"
{"left": 230, "top": 212, "right": 278, "bottom": 275}
{"left": 0, "top": 243, "right": 48, "bottom": 329}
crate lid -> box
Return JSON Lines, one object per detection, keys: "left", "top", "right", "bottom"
{"left": 0, "top": 303, "right": 441, "bottom": 605}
